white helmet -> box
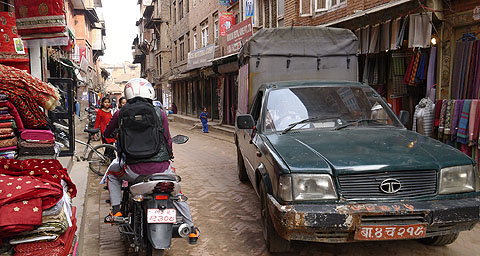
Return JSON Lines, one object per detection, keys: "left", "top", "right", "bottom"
{"left": 124, "top": 78, "right": 155, "bottom": 100}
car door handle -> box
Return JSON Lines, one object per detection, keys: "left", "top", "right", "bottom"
{"left": 256, "top": 151, "right": 262, "bottom": 157}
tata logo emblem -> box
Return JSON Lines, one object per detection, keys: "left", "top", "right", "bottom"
{"left": 379, "top": 179, "right": 401, "bottom": 194}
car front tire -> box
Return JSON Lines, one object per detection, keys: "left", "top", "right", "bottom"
{"left": 259, "top": 179, "right": 291, "bottom": 253}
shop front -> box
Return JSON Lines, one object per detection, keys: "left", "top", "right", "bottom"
{"left": 431, "top": 3, "right": 480, "bottom": 161}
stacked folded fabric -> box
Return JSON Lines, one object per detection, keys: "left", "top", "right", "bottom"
{"left": 0, "top": 159, "right": 77, "bottom": 256}
{"left": 0, "top": 94, "right": 25, "bottom": 159}
{"left": 17, "top": 130, "right": 56, "bottom": 159}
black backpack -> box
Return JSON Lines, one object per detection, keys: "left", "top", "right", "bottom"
{"left": 118, "top": 97, "right": 165, "bottom": 159}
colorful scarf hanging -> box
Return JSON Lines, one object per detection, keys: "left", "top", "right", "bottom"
{"left": 438, "top": 100, "right": 448, "bottom": 136}
{"left": 457, "top": 100, "right": 471, "bottom": 144}
{"left": 451, "top": 100, "right": 464, "bottom": 141}
{"left": 444, "top": 100, "right": 454, "bottom": 135}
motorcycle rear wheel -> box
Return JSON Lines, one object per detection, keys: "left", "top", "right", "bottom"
{"left": 146, "top": 244, "right": 165, "bottom": 256}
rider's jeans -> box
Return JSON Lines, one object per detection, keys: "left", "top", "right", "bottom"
{"left": 106, "top": 158, "right": 194, "bottom": 228}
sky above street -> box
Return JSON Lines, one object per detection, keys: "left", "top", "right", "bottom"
{"left": 100, "top": 0, "right": 139, "bottom": 64}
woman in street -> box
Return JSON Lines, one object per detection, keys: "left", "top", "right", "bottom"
{"left": 94, "top": 97, "right": 116, "bottom": 160}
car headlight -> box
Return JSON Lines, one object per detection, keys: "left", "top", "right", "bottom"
{"left": 278, "top": 174, "right": 337, "bottom": 201}
{"left": 439, "top": 165, "right": 475, "bottom": 194}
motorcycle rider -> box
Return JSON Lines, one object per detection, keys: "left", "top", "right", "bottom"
{"left": 102, "top": 78, "right": 199, "bottom": 244}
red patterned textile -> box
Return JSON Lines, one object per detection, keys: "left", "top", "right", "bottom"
{"left": 0, "top": 64, "right": 59, "bottom": 111}
{"left": 0, "top": 159, "right": 77, "bottom": 199}
{"left": 0, "top": 159, "right": 77, "bottom": 240}
{"left": 14, "top": 0, "right": 66, "bottom": 36}
{"left": 14, "top": 208, "right": 77, "bottom": 256}
{"left": 0, "top": 101, "right": 23, "bottom": 131}
{"left": 0, "top": 12, "right": 29, "bottom": 72}
{"left": 0, "top": 176, "right": 62, "bottom": 239}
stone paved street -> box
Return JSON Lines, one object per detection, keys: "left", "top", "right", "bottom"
{"left": 78, "top": 122, "right": 480, "bottom": 256}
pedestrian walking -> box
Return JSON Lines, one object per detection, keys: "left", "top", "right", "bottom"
{"left": 94, "top": 97, "right": 116, "bottom": 160}
{"left": 200, "top": 107, "right": 209, "bottom": 133}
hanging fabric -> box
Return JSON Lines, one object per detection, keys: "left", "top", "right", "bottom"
{"left": 457, "top": 100, "right": 471, "bottom": 144}
{"left": 468, "top": 100, "right": 479, "bottom": 145}
{"left": 355, "top": 28, "right": 361, "bottom": 54}
{"left": 391, "top": 18, "right": 401, "bottom": 50}
{"left": 451, "top": 42, "right": 466, "bottom": 99}
{"left": 408, "top": 12, "right": 433, "bottom": 48}
{"left": 0, "top": 12, "right": 29, "bottom": 72}
{"left": 451, "top": 100, "right": 464, "bottom": 141}
{"left": 396, "top": 16, "right": 408, "bottom": 49}
{"left": 380, "top": 21, "right": 390, "bottom": 52}
{"left": 444, "top": 100, "right": 454, "bottom": 136}
{"left": 369, "top": 24, "right": 380, "bottom": 54}
{"left": 361, "top": 26, "right": 370, "bottom": 54}
{"left": 426, "top": 47, "right": 437, "bottom": 101}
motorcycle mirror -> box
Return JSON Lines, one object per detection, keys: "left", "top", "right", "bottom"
{"left": 172, "top": 135, "right": 189, "bottom": 144}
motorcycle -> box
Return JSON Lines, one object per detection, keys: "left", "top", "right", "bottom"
{"left": 84, "top": 105, "right": 99, "bottom": 141}
{"left": 113, "top": 135, "right": 191, "bottom": 256}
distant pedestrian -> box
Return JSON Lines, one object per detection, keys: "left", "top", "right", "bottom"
{"left": 199, "top": 107, "right": 209, "bottom": 133}
{"left": 171, "top": 103, "right": 178, "bottom": 114}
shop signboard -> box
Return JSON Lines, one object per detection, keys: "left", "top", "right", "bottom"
{"left": 220, "top": 12, "right": 235, "bottom": 36}
{"left": 187, "top": 44, "right": 215, "bottom": 70}
{"left": 226, "top": 18, "right": 253, "bottom": 55}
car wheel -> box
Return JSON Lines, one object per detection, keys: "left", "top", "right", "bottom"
{"left": 259, "top": 179, "right": 291, "bottom": 253}
{"left": 419, "top": 233, "right": 460, "bottom": 246}
{"left": 237, "top": 146, "right": 249, "bottom": 182}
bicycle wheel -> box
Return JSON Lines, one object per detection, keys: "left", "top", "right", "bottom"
{"left": 87, "top": 144, "right": 117, "bottom": 176}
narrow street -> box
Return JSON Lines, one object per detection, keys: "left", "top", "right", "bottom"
{"left": 78, "top": 121, "right": 480, "bottom": 256}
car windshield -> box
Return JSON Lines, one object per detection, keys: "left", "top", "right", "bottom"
{"left": 264, "top": 86, "right": 402, "bottom": 132}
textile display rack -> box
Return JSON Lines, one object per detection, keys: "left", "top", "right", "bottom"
{"left": 0, "top": 64, "right": 79, "bottom": 255}
{"left": 413, "top": 35, "right": 480, "bottom": 162}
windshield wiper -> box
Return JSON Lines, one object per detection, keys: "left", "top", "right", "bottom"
{"left": 282, "top": 116, "right": 335, "bottom": 134}
{"left": 334, "top": 119, "right": 384, "bottom": 130}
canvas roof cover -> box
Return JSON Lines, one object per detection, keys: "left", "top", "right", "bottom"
{"left": 238, "top": 26, "right": 358, "bottom": 62}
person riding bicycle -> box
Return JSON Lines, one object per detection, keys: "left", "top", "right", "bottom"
{"left": 102, "top": 78, "right": 199, "bottom": 244}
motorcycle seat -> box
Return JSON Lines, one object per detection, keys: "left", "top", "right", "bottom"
{"left": 84, "top": 128, "right": 100, "bottom": 134}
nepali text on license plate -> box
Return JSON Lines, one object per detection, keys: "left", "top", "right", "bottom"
{"left": 354, "top": 224, "right": 427, "bottom": 240}
{"left": 147, "top": 209, "right": 176, "bottom": 224}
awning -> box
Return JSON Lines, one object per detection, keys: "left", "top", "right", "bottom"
{"left": 211, "top": 53, "right": 238, "bottom": 64}
{"left": 321, "top": 0, "right": 413, "bottom": 27}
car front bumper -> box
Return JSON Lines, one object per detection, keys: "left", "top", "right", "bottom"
{"left": 266, "top": 194, "right": 480, "bottom": 243}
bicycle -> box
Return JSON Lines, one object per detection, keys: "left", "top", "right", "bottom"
{"left": 75, "top": 128, "right": 117, "bottom": 176}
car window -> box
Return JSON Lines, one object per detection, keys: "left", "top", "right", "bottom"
{"left": 264, "top": 86, "right": 401, "bottom": 132}
{"left": 250, "top": 91, "right": 263, "bottom": 123}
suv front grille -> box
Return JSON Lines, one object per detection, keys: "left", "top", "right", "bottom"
{"left": 338, "top": 170, "right": 437, "bottom": 199}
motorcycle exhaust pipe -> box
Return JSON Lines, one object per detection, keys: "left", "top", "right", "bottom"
{"left": 176, "top": 223, "right": 191, "bottom": 238}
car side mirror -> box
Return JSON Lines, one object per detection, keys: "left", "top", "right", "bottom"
{"left": 236, "top": 114, "right": 255, "bottom": 129}
{"left": 172, "top": 135, "right": 189, "bottom": 144}
{"left": 398, "top": 110, "right": 410, "bottom": 126}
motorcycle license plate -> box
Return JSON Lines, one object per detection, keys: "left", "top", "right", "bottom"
{"left": 147, "top": 209, "right": 176, "bottom": 224}
{"left": 354, "top": 224, "right": 427, "bottom": 241}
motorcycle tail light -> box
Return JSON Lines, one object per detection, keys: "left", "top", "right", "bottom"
{"left": 153, "top": 182, "right": 175, "bottom": 193}
{"left": 155, "top": 195, "right": 168, "bottom": 200}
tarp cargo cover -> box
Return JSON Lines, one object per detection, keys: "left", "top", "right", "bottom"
{"left": 238, "top": 26, "right": 358, "bottom": 62}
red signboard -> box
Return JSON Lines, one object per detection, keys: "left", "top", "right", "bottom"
{"left": 220, "top": 12, "right": 235, "bottom": 37}
{"left": 226, "top": 18, "right": 253, "bottom": 55}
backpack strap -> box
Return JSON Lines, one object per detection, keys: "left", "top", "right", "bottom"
{"left": 155, "top": 107, "right": 173, "bottom": 159}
